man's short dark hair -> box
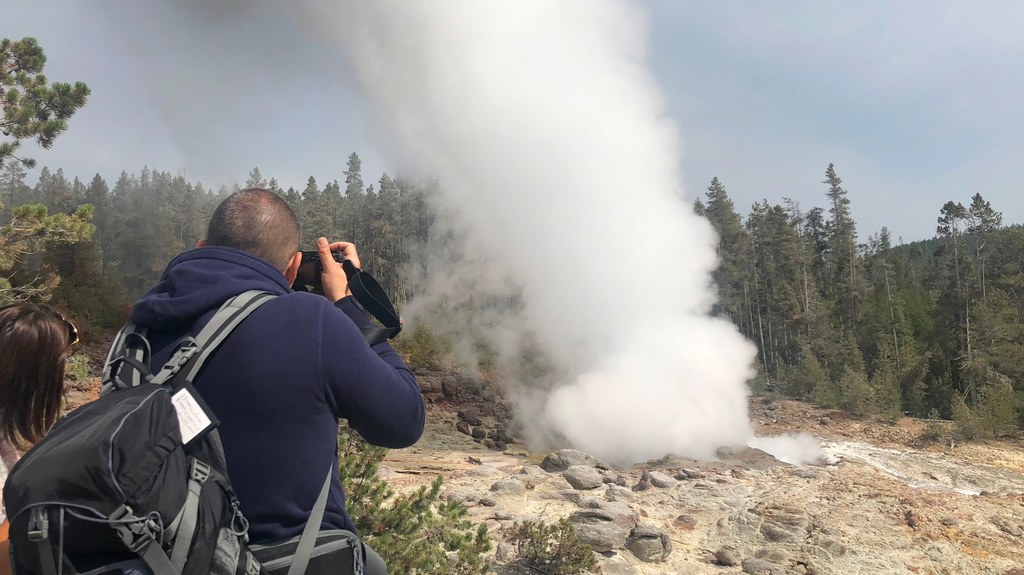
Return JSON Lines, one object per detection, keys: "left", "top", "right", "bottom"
{"left": 206, "top": 188, "right": 300, "bottom": 271}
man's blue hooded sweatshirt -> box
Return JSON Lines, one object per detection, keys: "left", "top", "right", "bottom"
{"left": 129, "top": 246, "right": 425, "bottom": 543}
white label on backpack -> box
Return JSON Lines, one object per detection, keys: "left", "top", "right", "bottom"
{"left": 172, "top": 388, "right": 213, "bottom": 445}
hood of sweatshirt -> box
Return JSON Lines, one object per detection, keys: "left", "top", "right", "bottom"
{"left": 130, "top": 246, "right": 292, "bottom": 330}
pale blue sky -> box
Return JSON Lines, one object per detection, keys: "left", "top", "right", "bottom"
{"left": 6, "top": 1, "right": 1023, "bottom": 242}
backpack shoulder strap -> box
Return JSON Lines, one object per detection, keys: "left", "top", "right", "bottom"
{"left": 150, "top": 290, "right": 276, "bottom": 387}
{"left": 100, "top": 322, "right": 150, "bottom": 395}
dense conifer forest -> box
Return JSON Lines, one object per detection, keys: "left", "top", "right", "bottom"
{"left": 2, "top": 157, "right": 1020, "bottom": 435}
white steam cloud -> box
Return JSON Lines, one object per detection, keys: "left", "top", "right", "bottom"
{"left": 302, "top": 0, "right": 762, "bottom": 465}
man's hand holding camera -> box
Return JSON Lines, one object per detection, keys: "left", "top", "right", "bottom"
{"left": 317, "top": 237, "right": 360, "bottom": 302}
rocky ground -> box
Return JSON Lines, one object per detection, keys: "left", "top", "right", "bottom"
{"left": 64, "top": 365, "right": 1024, "bottom": 574}
{"left": 387, "top": 373, "right": 1024, "bottom": 575}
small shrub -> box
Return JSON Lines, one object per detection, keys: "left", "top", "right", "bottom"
{"left": 506, "top": 518, "right": 596, "bottom": 575}
{"left": 918, "top": 408, "right": 947, "bottom": 444}
{"left": 951, "top": 394, "right": 979, "bottom": 440}
{"left": 396, "top": 324, "right": 452, "bottom": 371}
{"left": 65, "top": 353, "right": 91, "bottom": 383}
{"left": 837, "top": 366, "right": 874, "bottom": 416}
{"left": 338, "top": 427, "right": 491, "bottom": 575}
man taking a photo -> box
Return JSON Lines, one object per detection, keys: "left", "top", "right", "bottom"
{"left": 129, "top": 188, "right": 423, "bottom": 574}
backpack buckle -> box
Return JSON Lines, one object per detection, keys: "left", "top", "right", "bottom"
{"left": 152, "top": 339, "right": 199, "bottom": 383}
{"left": 245, "top": 551, "right": 261, "bottom": 575}
{"left": 109, "top": 505, "right": 161, "bottom": 553}
{"left": 190, "top": 459, "right": 211, "bottom": 483}
{"left": 27, "top": 507, "right": 49, "bottom": 542}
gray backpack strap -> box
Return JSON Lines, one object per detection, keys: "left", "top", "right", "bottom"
{"left": 101, "top": 322, "right": 149, "bottom": 395}
{"left": 287, "top": 466, "right": 337, "bottom": 575}
{"left": 151, "top": 290, "right": 275, "bottom": 386}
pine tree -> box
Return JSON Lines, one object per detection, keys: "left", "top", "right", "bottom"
{"left": 966, "top": 194, "right": 1002, "bottom": 299}
{"left": 338, "top": 428, "right": 491, "bottom": 575}
{"left": 245, "top": 166, "right": 267, "bottom": 189}
{"left": 0, "top": 161, "right": 28, "bottom": 223}
{"left": 823, "top": 163, "right": 864, "bottom": 331}
{"left": 0, "top": 37, "right": 90, "bottom": 169}
{"left": 702, "top": 178, "right": 753, "bottom": 335}
{"left": 344, "top": 152, "right": 366, "bottom": 245}
{"left": 936, "top": 200, "right": 974, "bottom": 402}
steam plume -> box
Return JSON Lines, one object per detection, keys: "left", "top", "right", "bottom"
{"left": 294, "top": 0, "right": 761, "bottom": 465}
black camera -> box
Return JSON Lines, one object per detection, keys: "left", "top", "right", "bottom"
{"left": 291, "top": 250, "right": 353, "bottom": 292}
{"left": 290, "top": 250, "right": 403, "bottom": 343}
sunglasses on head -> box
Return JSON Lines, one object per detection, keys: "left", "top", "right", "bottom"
{"left": 54, "top": 310, "right": 79, "bottom": 348}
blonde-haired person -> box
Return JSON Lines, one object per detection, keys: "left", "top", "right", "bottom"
{"left": 0, "top": 303, "right": 79, "bottom": 575}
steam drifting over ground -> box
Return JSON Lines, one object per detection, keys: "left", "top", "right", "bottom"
{"left": 305, "top": 0, "right": 779, "bottom": 464}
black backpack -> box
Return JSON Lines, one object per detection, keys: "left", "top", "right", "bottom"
{"left": 3, "top": 291, "right": 276, "bottom": 575}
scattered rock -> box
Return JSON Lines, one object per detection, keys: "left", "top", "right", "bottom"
{"left": 715, "top": 548, "right": 742, "bottom": 566}
{"left": 791, "top": 467, "right": 821, "bottom": 480}
{"left": 815, "top": 537, "right": 847, "bottom": 558}
{"left": 677, "top": 468, "right": 703, "bottom": 480}
{"left": 443, "top": 488, "right": 479, "bottom": 505}
{"left": 940, "top": 517, "right": 958, "bottom": 527}
{"left": 625, "top": 524, "right": 672, "bottom": 562}
{"left": 632, "top": 471, "right": 652, "bottom": 492}
{"left": 489, "top": 479, "right": 527, "bottom": 497}
{"left": 569, "top": 501, "right": 638, "bottom": 529}
{"left": 471, "top": 426, "right": 487, "bottom": 439}
{"left": 599, "top": 558, "right": 639, "bottom": 575}
{"left": 992, "top": 516, "right": 1024, "bottom": 537}
{"left": 674, "top": 515, "right": 698, "bottom": 530}
{"left": 478, "top": 496, "right": 497, "bottom": 507}
{"left": 541, "top": 449, "right": 601, "bottom": 472}
{"left": 604, "top": 472, "right": 629, "bottom": 486}
{"left": 605, "top": 484, "right": 635, "bottom": 502}
{"left": 716, "top": 446, "right": 787, "bottom": 470}
{"left": 564, "top": 465, "right": 606, "bottom": 490}
{"left": 539, "top": 489, "right": 583, "bottom": 504}
{"left": 648, "top": 471, "right": 679, "bottom": 488}
{"left": 519, "top": 465, "right": 548, "bottom": 478}
{"left": 761, "top": 521, "right": 798, "bottom": 543}
{"left": 417, "top": 375, "right": 445, "bottom": 396}
{"left": 905, "top": 510, "right": 921, "bottom": 529}
{"left": 755, "top": 548, "right": 791, "bottom": 565}
{"left": 440, "top": 376, "right": 457, "bottom": 398}
{"left": 495, "top": 542, "right": 515, "bottom": 562}
{"left": 742, "top": 557, "right": 788, "bottom": 575}
{"left": 458, "top": 410, "right": 482, "bottom": 426}
{"left": 573, "top": 522, "right": 630, "bottom": 553}
{"left": 818, "top": 417, "right": 832, "bottom": 425}
{"left": 376, "top": 465, "right": 398, "bottom": 479}
{"left": 455, "top": 421, "right": 472, "bottom": 435}
{"left": 456, "top": 376, "right": 483, "bottom": 396}
{"left": 465, "top": 465, "right": 504, "bottom": 478}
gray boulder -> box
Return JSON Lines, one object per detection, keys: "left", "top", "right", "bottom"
{"left": 564, "top": 465, "right": 605, "bottom": 490}
{"left": 573, "top": 522, "right": 629, "bottom": 552}
{"left": 742, "top": 557, "right": 788, "bottom": 575}
{"left": 599, "top": 558, "right": 639, "bottom": 575}
{"left": 540, "top": 449, "right": 601, "bottom": 472}
{"left": 569, "top": 500, "right": 637, "bottom": 529}
{"left": 605, "top": 484, "right": 635, "bottom": 502}
{"left": 489, "top": 479, "right": 527, "bottom": 497}
{"left": 648, "top": 471, "right": 679, "bottom": 488}
{"left": 625, "top": 524, "right": 672, "bottom": 562}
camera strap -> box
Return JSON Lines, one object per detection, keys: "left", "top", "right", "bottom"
{"left": 342, "top": 259, "right": 403, "bottom": 346}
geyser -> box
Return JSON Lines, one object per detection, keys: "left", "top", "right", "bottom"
{"left": 303, "top": 0, "right": 800, "bottom": 465}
